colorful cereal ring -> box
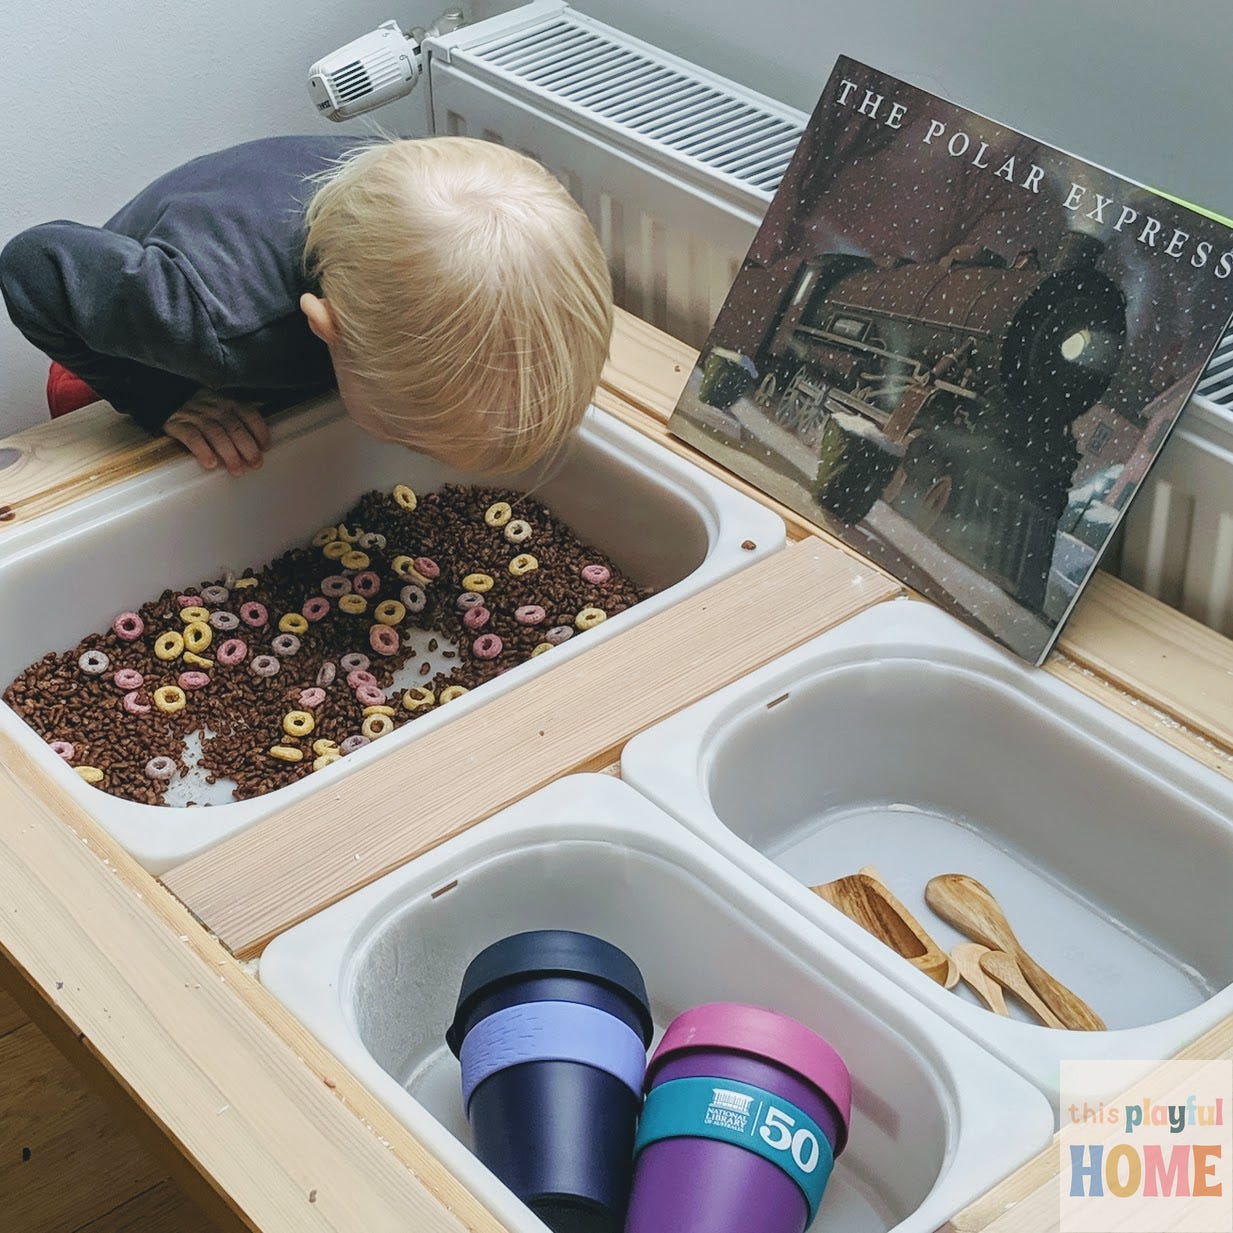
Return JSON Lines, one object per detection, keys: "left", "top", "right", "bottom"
{"left": 283, "top": 710, "right": 315, "bottom": 737}
{"left": 580, "top": 563, "right": 611, "bottom": 585}
{"left": 251, "top": 655, "right": 280, "bottom": 677}
{"left": 183, "top": 651, "right": 214, "bottom": 670}
{"left": 312, "top": 753, "right": 340, "bottom": 772}
{"left": 375, "top": 599, "right": 406, "bottom": 626}
{"left": 358, "top": 531, "right": 386, "bottom": 551}
{"left": 515, "top": 605, "right": 547, "bottom": 625}
{"left": 312, "top": 738, "right": 340, "bottom": 757}
{"left": 338, "top": 594, "right": 367, "bottom": 615}
{"left": 177, "top": 594, "right": 203, "bottom": 608}
{"left": 183, "top": 621, "right": 213, "bottom": 653}
{"left": 336, "top": 522, "right": 361, "bottom": 544}
{"left": 504, "top": 519, "right": 532, "bottom": 543}
{"left": 346, "top": 669, "right": 378, "bottom": 690}
{"left": 75, "top": 765, "right": 104, "bottom": 784}
{"left": 122, "top": 690, "right": 151, "bottom": 715}
{"left": 463, "top": 573, "right": 494, "bottom": 593}
{"left": 278, "top": 612, "right": 309, "bottom": 635}
{"left": 341, "top": 550, "right": 370, "bottom": 570}
{"left": 545, "top": 625, "right": 574, "bottom": 645}
{"left": 78, "top": 649, "right": 110, "bottom": 674}
{"left": 413, "top": 557, "right": 440, "bottom": 580}
{"left": 153, "top": 685, "right": 187, "bottom": 714}
{"left": 179, "top": 606, "right": 210, "bottom": 624}
{"left": 269, "top": 745, "right": 303, "bottom": 763}
{"left": 113, "top": 669, "right": 144, "bottom": 691}
{"left": 392, "top": 484, "right": 417, "bottom": 510}
{"left": 234, "top": 577, "right": 259, "bottom": 588}
{"left": 145, "top": 756, "right": 177, "bottom": 780}
{"left": 472, "top": 634, "right": 503, "bottom": 659}
{"left": 463, "top": 606, "right": 490, "bottom": 630}
{"left": 201, "top": 585, "right": 230, "bottom": 604}
{"left": 361, "top": 713, "right": 394, "bottom": 739}
{"left": 362, "top": 704, "right": 395, "bottom": 718}
{"left": 509, "top": 553, "right": 538, "bottom": 576}
{"left": 316, "top": 661, "right": 337, "bottom": 687}
{"left": 531, "top": 642, "right": 554, "bottom": 657}
{"left": 209, "top": 610, "right": 240, "bottom": 631}
{"left": 154, "top": 631, "right": 184, "bottom": 661}
{"left": 484, "top": 501, "right": 512, "bottom": 527}
{"left": 178, "top": 671, "right": 210, "bottom": 690}
{"left": 49, "top": 739, "right": 75, "bottom": 761}
{"left": 340, "top": 652, "right": 370, "bottom": 672}
{"left": 271, "top": 633, "right": 301, "bottom": 657}
{"left": 240, "top": 601, "right": 269, "bottom": 628}
{"left": 320, "top": 575, "right": 352, "bottom": 597}
{"left": 456, "top": 591, "right": 485, "bottom": 610}
{"left": 352, "top": 570, "right": 382, "bottom": 597}
{"left": 312, "top": 525, "right": 339, "bottom": 546}
{"left": 369, "top": 624, "right": 400, "bottom": 656}
{"left": 302, "top": 596, "right": 331, "bottom": 622}
{"left": 439, "top": 686, "right": 468, "bottom": 704}
{"left": 402, "top": 687, "right": 435, "bottom": 709}
{"left": 322, "top": 540, "right": 350, "bottom": 560}
{"left": 298, "top": 687, "right": 327, "bottom": 709}
{"left": 391, "top": 556, "right": 417, "bottom": 581}
{"left": 217, "top": 638, "right": 248, "bottom": 665}
{"left": 576, "top": 607, "right": 607, "bottom": 630}
{"left": 112, "top": 612, "right": 145, "bottom": 641}
{"left": 355, "top": 685, "right": 387, "bottom": 707}
{"left": 400, "top": 584, "right": 427, "bottom": 614}
{"left": 340, "top": 734, "right": 370, "bottom": 754}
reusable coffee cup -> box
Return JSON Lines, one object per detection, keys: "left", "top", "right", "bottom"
{"left": 624, "top": 1003, "right": 851, "bottom": 1233}
{"left": 448, "top": 930, "right": 654, "bottom": 1233}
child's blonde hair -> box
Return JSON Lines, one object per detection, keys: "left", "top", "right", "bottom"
{"left": 304, "top": 136, "right": 613, "bottom": 473}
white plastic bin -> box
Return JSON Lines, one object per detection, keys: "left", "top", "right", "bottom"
{"left": 260, "top": 774, "right": 1053, "bottom": 1233}
{"left": 0, "top": 398, "right": 783, "bottom": 872}
{"left": 621, "top": 599, "right": 1233, "bottom": 1111}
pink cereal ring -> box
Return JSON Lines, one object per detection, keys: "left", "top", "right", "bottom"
{"left": 178, "top": 671, "right": 210, "bottom": 690}
{"left": 515, "top": 604, "right": 546, "bottom": 626}
{"left": 355, "top": 684, "right": 387, "bottom": 707}
{"left": 581, "top": 564, "right": 612, "bottom": 585}
{"left": 50, "top": 739, "right": 75, "bottom": 761}
{"left": 251, "top": 654, "right": 280, "bottom": 677}
{"left": 240, "top": 601, "right": 268, "bottom": 627}
{"left": 546, "top": 625, "right": 574, "bottom": 645}
{"left": 209, "top": 610, "right": 240, "bottom": 631}
{"left": 369, "top": 624, "right": 400, "bottom": 656}
{"left": 463, "top": 605, "right": 491, "bottom": 630}
{"left": 340, "top": 652, "right": 370, "bottom": 672}
{"left": 217, "top": 638, "right": 248, "bottom": 665}
{"left": 298, "top": 687, "right": 327, "bottom": 709}
{"left": 456, "top": 591, "right": 485, "bottom": 611}
{"left": 123, "top": 690, "right": 151, "bottom": 715}
{"left": 316, "top": 661, "right": 337, "bottom": 687}
{"left": 400, "top": 584, "right": 427, "bottom": 614}
{"left": 320, "top": 575, "right": 352, "bottom": 598}
{"left": 113, "top": 612, "right": 145, "bottom": 641}
{"left": 413, "top": 556, "right": 440, "bottom": 580}
{"left": 472, "top": 633, "right": 504, "bottom": 659}
{"left": 302, "top": 595, "right": 331, "bottom": 622}
{"left": 346, "top": 669, "right": 378, "bottom": 690}
{"left": 177, "top": 594, "right": 203, "bottom": 608}
{"left": 352, "top": 571, "right": 382, "bottom": 598}
{"left": 113, "top": 668, "right": 144, "bottom": 691}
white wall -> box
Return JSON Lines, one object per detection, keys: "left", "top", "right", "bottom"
{"left": 0, "top": 0, "right": 441, "bottom": 435}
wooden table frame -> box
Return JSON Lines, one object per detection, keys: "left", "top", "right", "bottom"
{"left": 1, "top": 309, "right": 1230, "bottom": 1232}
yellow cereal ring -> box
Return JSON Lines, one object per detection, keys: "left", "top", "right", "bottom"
{"left": 269, "top": 744, "right": 304, "bottom": 763}
{"left": 336, "top": 522, "right": 361, "bottom": 544}
{"left": 182, "top": 651, "right": 214, "bottom": 669}
{"left": 575, "top": 607, "right": 607, "bottom": 630}
{"left": 154, "top": 630, "right": 184, "bottom": 661}
{"left": 312, "top": 738, "right": 340, "bottom": 757}
{"left": 438, "top": 685, "right": 469, "bottom": 704}
{"left": 278, "top": 612, "right": 310, "bottom": 635}
{"left": 362, "top": 704, "right": 396, "bottom": 718}
{"left": 361, "top": 713, "right": 394, "bottom": 739}
{"left": 391, "top": 555, "right": 415, "bottom": 580}
{"left": 374, "top": 599, "right": 406, "bottom": 626}
{"left": 509, "top": 553, "right": 539, "bottom": 576}
{"left": 234, "top": 577, "right": 259, "bottom": 589}
{"left": 283, "top": 710, "right": 315, "bottom": 737}
{"left": 179, "top": 606, "right": 210, "bottom": 624}
{"left": 463, "top": 573, "right": 494, "bottom": 593}
{"left": 323, "top": 540, "right": 349, "bottom": 560}
{"left": 504, "top": 519, "right": 533, "bottom": 544}
{"left": 312, "top": 753, "right": 340, "bottom": 772}
{"left": 312, "top": 525, "right": 338, "bottom": 546}
{"left": 402, "top": 686, "right": 435, "bottom": 709}
{"left": 154, "top": 685, "right": 187, "bottom": 714}
{"left": 75, "top": 765, "right": 104, "bottom": 784}
{"left": 484, "top": 501, "right": 512, "bottom": 527}
{"left": 531, "top": 642, "right": 554, "bottom": 657}
{"left": 183, "top": 621, "right": 213, "bottom": 653}
{"left": 393, "top": 484, "right": 417, "bottom": 511}
{"left": 338, "top": 594, "right": 367, "bottom": 615}
{"left": 341, "top": 550, "right": 370, "bottom": 570}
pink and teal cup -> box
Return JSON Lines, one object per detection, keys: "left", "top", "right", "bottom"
{"left": 624, "top": 1003, "right": 851, "bottom": 1233}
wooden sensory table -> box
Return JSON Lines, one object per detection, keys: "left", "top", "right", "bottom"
{"left": 0, "top": 308, "right": 1231, "bottom": 1233}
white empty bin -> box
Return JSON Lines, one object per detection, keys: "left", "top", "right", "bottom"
{"left": 0, "top": 398, "right": 783, "bottom": 871}
{"left": 260, "top": 774, "right": 1053, "bottom": 1233}
{"left": 621, "top": 599, "right": 1233, "bottom": 1110}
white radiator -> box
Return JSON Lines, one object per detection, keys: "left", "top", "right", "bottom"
{"left": 424, "top": 1, "right": 1233, "bottom": 637}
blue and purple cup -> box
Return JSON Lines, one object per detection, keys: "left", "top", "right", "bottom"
{"left": 448, "top": 930, "right": 653, "bottom": 1233}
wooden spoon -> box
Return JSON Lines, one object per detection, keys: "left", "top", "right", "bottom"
{"left": 858, "top": 867, "right": 958, "bottom": 987}
{"left": 925, "top": 874, "right": 1105, "bottom": 1031}
{"left": 979, "top": 950, "right": 1065, "bottom": 1029}
{"left": 949, "top": 943, "right": 1009, "bottom": 1016}
{"left": 813, "top": 868, "right": 953, "bottom": 986}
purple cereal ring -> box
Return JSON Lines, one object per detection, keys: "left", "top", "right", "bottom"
{"left": 413, "top": 556, "right": 440, "bottom": 580}
{"left": 145, "top": 756, "right": 178, "bottom": 780}
{"left": 123, "top": 690, "right": 151, "bottom": 715}
{"left": 456, "top": 591, "right": 485, "bottom": 611}
{"left": 340, "top": 652, "right": 370, "bottom": 672}
{"left": 299, "top": 687, "right": 327, "bottom": 709}
{"left": 515, "top": 604, "right": 547, "bottom": 625}
{"left": 472, "top": 633, "right": 504, "bottom": 659}
{"left": 355, "top": 684, "right": 387, "bottom": 707}
{"left": 271, "top": 633, "right": 301, "bottom": 657}
{"left": 240, "top": 601, "right": 268, "bottom": 628}
{"left": 316, "top": 661, "right": 337, "bottom": 687}
{"left": 50, "top": 739, "right": 75, "bottom": 761}
{"left": 78, "top": 649, "right": 110, "bottom": 675}
{"left": 463, "top": 605, "right": 491, "bottom": 630}
{"left": 546, "top": 625, "right": 574, "bottom": 645}
{"left": 340, "top": 734, "right": 370, "bottom": 755}
{"left": 112, "top": 611, "right": 145, "bottom": 641}
{"left": 209, "top": 610, "right": 240, "bottom": 631}
{"left": 352, "top": 570, "right": 382, "bottom": 598}
{"left": 178, "top": 671, "right": 211, "bottom": 690}
{"left": 400, "top": 584, "right": 427, "bottom": 614}
{"left": 302, "top": 596, "right": 331, "bottom": 622}
{"left": 251, "top": 654, "right": 280, "bottom": 677}
{"left": 346, "top": 669, "right": 378, "bottom": 690}
{"left": 113, "top": 668, "right": 144, "bottom": 691}
{"left": 201, "top": 584, "right": 230, "bottom": 605}
{"left": 217, "top": 638, "right": 248, "bottom": 665}
{"left": 580, "top": 564, "right": 612, "bottom": 585}
{"left": 177, "top": 594, "right": 203, "bottom": 608}
{"left": 321, "top": 575, "right": 352, "bottom": 598}
{"left": 369, "top": 624, "right": 400, "bottom": 657}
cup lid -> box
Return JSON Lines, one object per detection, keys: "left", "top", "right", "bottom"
{"left": 448, "top": 930, "right": 653, "bottom": 1054}
{"left": 647, "top": 1003, "right": 852, "bottom": 1153}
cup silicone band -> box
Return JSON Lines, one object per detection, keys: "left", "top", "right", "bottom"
{"left": 459, "top": 1000, "right": 648, "bottom": 1111}
{"left": 633, "top": 1077, "right": 835, "bottom": 1220}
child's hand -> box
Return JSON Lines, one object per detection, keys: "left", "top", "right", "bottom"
{"left": 164, "top": 391, "right": 272, "bottom": 476}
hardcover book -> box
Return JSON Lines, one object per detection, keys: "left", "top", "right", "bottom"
{"left": 669, "top": 57, "right": 1233, "bottom": 662}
